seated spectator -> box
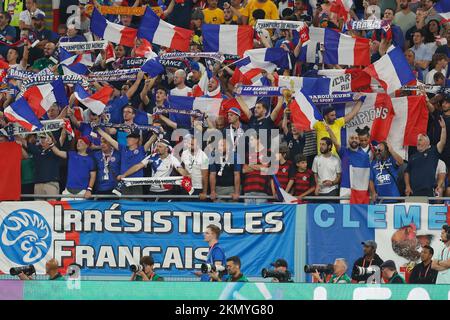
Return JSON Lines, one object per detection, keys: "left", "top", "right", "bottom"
{"left": 58, "top": 24, "right": 87, "bottom": 43}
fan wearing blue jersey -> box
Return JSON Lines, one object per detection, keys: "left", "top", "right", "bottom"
{"left": 369, "top": 141, "right": 404, "bottom": 203}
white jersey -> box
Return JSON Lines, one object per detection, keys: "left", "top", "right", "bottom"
{"left": 181, "top": 149, "right": 209, "bottom": 189}
{"left": 141, "top": 153, "right": 182, "bottom": 192}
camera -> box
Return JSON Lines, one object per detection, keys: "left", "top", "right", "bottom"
{"left": 130, "top": 264, "right": 144, "bottom": 273}
{"left": 304, "top": 264, "right": 334, "bottom": 274}
{"left": 200, "top": 263, "right": 226, "bottom": 274}
{"left": 10, "top": 265, "right": 36, "bottom": 276}
{"left": 261, "top": 268, "right": 292, "bottom": 282}
{"left": 355, "top": 266, "right": 377, "bottom": 276}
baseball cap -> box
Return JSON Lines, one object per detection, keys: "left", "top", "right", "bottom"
{"left": 380, "top": 260, "right": 396, "bottom": 270}
{"left": 228, "top": 107, "right": 241, "bottom": 117}
{"left": 361, "top": 240, "right": 377, "bottom": 250}
{"left": 127, "top": 130, "right": 140, "bottom": 139}
{"left": 32, "top": 13, "right": 45, "bottom": 20}
{"left": 271, "top": 259, "right": 288, "bottom": 268}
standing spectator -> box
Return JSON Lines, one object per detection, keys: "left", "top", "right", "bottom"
{"left": 313, "top": 96, "right": 363, "bottom": 157}
{"left": 30, "top": 13, "right": 57, "bottom": 47}
{"left": 405, "top": 7, "right": 426, "bottom": 48}
{"left": 209, "top": 138, "right": 241, "bottom": 202}
{"left": 381, "top": 260, "right": 406, "bottom": 283}
{"left": 226, "top": 107, "right": 247, "bottom": 153}
{"left": 243, "top": 0, "right": 279, "bottom": 26}
{"left": 19, "top": 134, "right": 35, "bottom": 199}
{"left": 181, "top": 136, "right": 209, "bottom": 199}
{"left": 19, "top": 0, "right": 45, "bottom": 31}
{"left": 369, "top": 141, "right": 404, "bottom": 203}
{"left": 431, "top": 225, "right": 450, "bottom": 284}
{"left": 203, "top": 0, "right": 225, "bottom": 24}
{"left": 50, "top": 136, "right": 96, "bottom": 199}
{"left": 270, "top": 145, "right": 295, "bottom": 193}
{"left": 242, "top": 135, "right": 270, "bottom": 204}
{"left": 410, "top": 29, "right": 433, "bottom": 78}
{"left": 30, "top": 42, "right": 56, "bottom": 72}
{"left": 393, "top": 0, "right": 416, "bottom": 36}
{"left": 405, "top": 49, "right": 424, "bottom": 81}
{"left": 405, "top": 117, "right": 446, "bottom": 197}
{"left": 0, "top": 12, "right": 17, "bottom": 43}
{"left": 312, "top": 137, "right": 341, "bottom": 200}
{"left": 286, "top": 153, "right": 315, "bottom": 202}
{"left": 425, "top": 53, "right": 448, "bottom": 84}
{"left": 356, "top": 126, "right": 373, "bottom": 160}
{"left": 282, "top": 116, "right": 305, "bottom": 162}
{"left": 435, "top": 28, "right": 450, "bottom": 58}
{"left": 351, "top": 240, "right": 384, "bottom": 283}
{"left": 227, "top": 0, "right": 247, "bottom": 24}
{"left": 3, "top": 0, "right": 24, "bottom": 28}
{"left": 92, "top": 137, "right": 121, "bottom": 195}
{"left": 409, "top": 245, "right": 438, "bottom": 284}
{"left": 170, "top": 69, "right": 192, "bottom": 96}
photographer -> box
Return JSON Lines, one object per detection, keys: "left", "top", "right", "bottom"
{"left": 196, "top": 224, "right": 226, "bottom": 282}
{"left": 130, "top": 256, "right": 163, "bottom": 281}
{"left": 210, "top": 256, "right": 248, "bottom": 282}
{"left": 351, "top": 240, "right": 384, "bottom": 283}
{"left": 16, "top": 259, "right": 63, "bottom": 280}
{"left": 312, "top": 258, "right": 351, "bottom": 284}
{"left": 268, "top": 258, "right": 293, "bottom": 283}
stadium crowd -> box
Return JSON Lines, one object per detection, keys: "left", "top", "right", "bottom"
{"left": 0, "top": 0, "right": 448, "bottom": 203}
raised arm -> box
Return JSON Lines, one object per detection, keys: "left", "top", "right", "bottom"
{"left": 436, "top": 116, "right": 447, "bottom": 154}
{"left": 325, "top": 123, "right": 341, "bottom": 152}
{"left": 270, "top": 95, "right": 284, "bottom": 122}
{"left": 96, "top": 127, "right": 119, "bottom": 150}
{"left": 344, "top": 94, "right": 364, "bottom": 123}
{"left": 386, "top": 141, "right": 404, "bottom": 166}
{"left": 50, "top": 143, "right": 67, "bottom": 159}
{"left": 235, "top": 95, "right": 252, "bottom": 120}
{"left": 140, "top": 77, "right": 156, "bottom": 106}
{"left": 126, "top": 71, "right": 145, "bottom": 99}
{"left": 143, "top": 132, "right": 157, "bottom": 152}
{"left": 163, "top": 0, "right": 176, "bottom": 17}
{"left": 159, "top": 114, "right": 177, "bottom": 130}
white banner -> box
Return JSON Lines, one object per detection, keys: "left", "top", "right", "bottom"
{"left": 59, "top": 40, "right": 108, "bottom": 52}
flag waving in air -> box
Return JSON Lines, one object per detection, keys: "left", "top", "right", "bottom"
{"left": 137, "top": 7, "right": 193, "bottom": 52}
{"left": 4, "top": 98, "right": 43, "bottom": 131}
{"left": 202, "top": 24, "right": 254, "bottom": 56}
{"left": 90, "top": 7, "right": 138, "bottom": 47}
{"left": 73, "top": 84, "right": 113, "bottom": 115}
{"left": 289, "top": 90, "right": 323, "bottom": 131}
{"left": 22, "top": 79, "right": 69, "bottom": 118}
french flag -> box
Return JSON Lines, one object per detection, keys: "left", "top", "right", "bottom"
{"left": 90, "top": 7, "right": 137, "bottom": 48}
{"left": 434, "top": 0, "right": 450, "bottom": 21}
{"left": 59, "top": 47, "right": 91, "bottom": 75}
{"left": 192, "top": 68, "right": 211, "bottom": 97}
{"left": 340, "top": 149, "right": 370, "bottom": 204}
{"left": 202, "top": 24, "right": 253, "bottom": 57}
{"left": 4, "top": 98, "right": 43, "bottom": 131}
{"left": 166, "top": 95, "right": 223, "bottom": 128}
{"left": 299, "top": 27, "right": 370, "bottom": 66}
{"left": 277, "top": 75, "right": 332, "bottom": 95}
{"left": 363, "top": 46, "right": 416, "bottom": 94}
{"left": 137, "top": 7, "right": 193, "bottom": 52}
{"left": 74, "top": 84, "right": 113, "bottom": 115}
{"left": 141, "top": 57, "right": 165, "bottom": 78}
{"left": 230, "top": 57, "right": 264, "bottom": 85}
{"left": 22, "top": 79, "right": 69, "bottom": 118}
{"left": 273, "top": 175, "right": 299, "bottom": 204}
{"left": 329, "top": 0, "right": 354, "bottom": 20}
{"left": 289, "top": 90, "right": 323, "bottom": 131}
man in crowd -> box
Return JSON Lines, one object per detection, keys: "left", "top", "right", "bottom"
{"left": 409, "top": 245, "right": 438, "bottom": 284}
{"left": 92, "top": 137, "right": 121, "bottom": 195}
{"left": 351, "top": 240, "right": 384, "bottom": 283}
{"left": 181, "top": 136, "right": 209, "bottom": 199}
{"left": 431, "top": 225, "right": 450, "bottom": 284}
{"left": 312, "top": 137, "right": 341, "bottom": 200}
{"left": 381, "top": 260, "right": 405, "bottom": 283}
{"left": 19, "top": 0, "right": 44, "bottom": 30}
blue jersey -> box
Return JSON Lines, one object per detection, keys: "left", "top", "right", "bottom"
{"left": 200, "top": 243, "right": 226, "bottom": 282}
{"left": 92, "top": 150, "right": 121, "bottom": 191}
{"left": 370, "top": 156, "right": 400, "bottom": 197}
{"left": 119, "top": 145, "right": 146, "bottom": 177}
{"left": 66, "top": 151, "right": 95, "bottom": 190}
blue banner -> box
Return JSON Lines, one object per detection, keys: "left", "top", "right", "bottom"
{"left": 0, "top": 201, "right": 296, "bottom": 277}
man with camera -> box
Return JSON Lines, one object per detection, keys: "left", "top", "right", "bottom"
{"left": 196, "top": 224, "right": 226, "bottom": 282}
{"left": 130, "top": 255, "right": 163, "bottom": 281}
{"left": 312, "top": 258, "right": 351, "bottom": 284}
{"left": 351, "top": 240, "right": 384, "bottom": 283}
{"left": 380, "top": 260, "right": 405, "bottom": 283}
{"left": 16, "top": 258, "right": 63, "bottom": 280}
{"left": 210, "top": 256, "right": 248, "bottom": 282}
{"left": 266, "top": 258, "right": 293, "bottom": 283}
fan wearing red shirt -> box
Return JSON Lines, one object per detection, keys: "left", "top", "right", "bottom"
{"left": 286, "top": 153, "right": 315, "bottom": 203}
{"left": 270, "top": 145, "right": 295, "bottom": 197}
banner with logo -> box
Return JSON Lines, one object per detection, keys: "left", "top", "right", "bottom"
{"left": 0, "top": 201, "right": 296, "bottom": 277}
{"left": 59, "top": 41, "right": 108, "bottom": 52}
{"left": 87, "top": 69, "right": 141, "bottom": 82}
{"left": 306, "top": 203, "right": 450, "bottom": 281}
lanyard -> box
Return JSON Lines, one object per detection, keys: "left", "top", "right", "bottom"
{"left": 362, "top": 258, "right": 373, "bottom": 268}
{"left": 206, "top": 243, "right": 217, "bottom": 263}
{"left": 420, "top": 263, "right": 432, "bottom": 279}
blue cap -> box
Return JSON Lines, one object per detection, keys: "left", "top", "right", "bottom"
{"left": 32, "top": 13, "right": 45, "bottom": 20}
{"left": 190, "top": 61, "right": 200, "bottom": 72}
{"left": 228, "top": 107, "right": 241, "bottom": 117}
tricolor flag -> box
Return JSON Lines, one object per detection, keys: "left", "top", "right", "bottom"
{"left": 273, "top": 175, "right": 299, "bottom": 204}
{"left": 64, "top": 119, "right": 75, "bottom": 138}
{"left": 192, "top": 68, "right": 211, "bottom": 97}
{"left": 22, "top": 79, "right": 69, "bottom": 118}
{"left": 59, "top": 47, "right": 93, "bottom": 68}
{"left": 363, "top": 46, "right": 416, "bottom": 94}
{"left": 329, "top": 0, "right": 354, "bottom": 21}
{"left": 289, "top": 90, "right": 323, "bottom": 131}
{"left": 4, "top": 98, "right": 43, "bottom": 131}
{"left": 434, "top": 0, "right": 450, "bottom": 21}
{"left": 0, "top": 59, "right": 9, "bottom": 82}
{"left": 277, "top": 75, "right": 332, "bottom": 95}
{"left": 90, "top": 7, "right": 137, "bottom": 47}
{"left": 137, "top": 7, "right": 193, "bottom": 52}
{"left": 73, "top": 84, "right": 113, "bottom": 115}
{"left": 134, "top": 39, "right": 154, "bottom": 58}
{"left": 202, "top": 24, "right": 254, "bottom": 57}
{"left": 339, "top": 148, "right": 370, "bottom": 204}
{"left": 141, "top": 56, "right": 165, "bottom": 78}
{"left": 299, "top": 27, "right": 370, "bottom": 66}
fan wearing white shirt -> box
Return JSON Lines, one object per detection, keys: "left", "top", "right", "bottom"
{"left": 170, "top": 69, "right": 192, "bottom": 97}
{"left": 19, "top": 0, "right": 45, "bottom": 30}
{"left": 181, "top": 136, "right": 209, "bottom": 200}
